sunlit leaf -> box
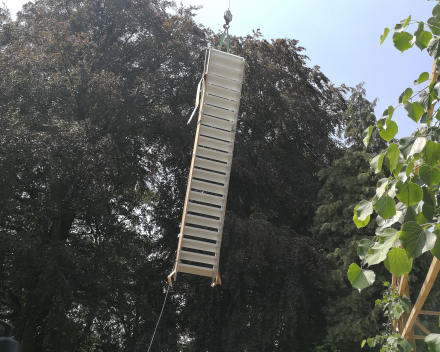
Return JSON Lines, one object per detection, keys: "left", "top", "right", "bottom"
{"left": 380, "top": 27, "right": 390, "bottom": 46}
{"left": 347, "top": 263, "right": 375, "bottom": 292}
{"left": 414, "top": 71, "right": 430, "bottom": 85}
{"left": 400, "top": 221, "right": 436, "bottom": 259}
{"left": 374, "top": 195, "right": 396, "bottom": 220}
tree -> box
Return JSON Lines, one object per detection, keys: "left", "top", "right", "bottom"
{"left": 312, "top": 85, "right": 387, "bottom": 351}
{"left": 0, "top": 0, "right": 208, "bottom": 350}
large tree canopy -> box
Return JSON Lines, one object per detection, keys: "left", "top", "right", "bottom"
{"left": 0, "top": 0, "right": 348, "bottom": 350}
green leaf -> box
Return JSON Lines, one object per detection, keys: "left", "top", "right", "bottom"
{"left": 393, "top": 32, "right": 414, "bottom": 52}
{"left": 399, "top": 88, "right": 413, "bottom": 105}
{"left": 397, "top": 339, "right": 414, "bottom": 352}
{"left": 356, "top": 200, "right": 373, "bottom": 221}
{"left": 404, "top": 206, "right": 418, "bottom": 223}
{"left": 425, "top": 333, "right": 440, "bottom": 352}
{"left": 420, "top": 91, "right": 432, "bottom": 111}
{"left": 406, "top": 161, "right": 415, "bottom": 177}
{"left": 400, "top": 221, "right": 436, "bottom": 259}
{"left": 374, "top": 195, "right": 396, "bottom": 220}
{"left": 404, "top": 102, "right": 425, "bottom": 122}
{"left": 358, "top": 239, "right": 373, "bottom": 261}
{"left": 396, "top": 181, "right": 423, "bottom": 206}
{"left": 394, "top": 162, "right": 404, "bottom": 178}
{"left": 419, "top": 165, "right": 440, "bottom": 186}
{"left": 431, "top": 229, "right": 440, "bottom": 260}
{"left": 370, "top": 153, "right": 385, "bottom": 174}
{"left": 430, "top": 80, "right": 439, "bottom": 100}
{"left": 393, "top": 304, "right": 404, "bottom": 319}
{"left": 367, "top": 337, "right": 376, "bottom": 348}
{"left": 414, "top": 21, "right": 433, "bottom": 51}
{"left": 363, "top": 125, "right": 373, "bottom": 148}
{"left": 428, "top": 36, "right": 440, "bottom": 58}
{"left": 434, "top": 3, "right": 440, "bottom": 18}
{"left": 400, "top": 137, "right": 427, "bottom": 159}
{"left": 379, "top": 120, "right": 398, "bottom": 142}
{"left": 347, "top": 263, "right": 375, "bottom": 292}
{"left": 388, "top": 179, "right": 398, "bottom": 198}
{"left": 365, "top": 247, "right": 389, "bottom": 266}
{"left": 414, "top": 71, "right": 430, "bottom": 85}
{"left": 421, "top": 112, "right": 430, "bottom": 125}
{"left": 422, "top": 203, "right": 435, "bottom": 222}
{"left": 353, "top": 205, "right": 370, "bottom": 229}
{"left": 428, "top": 17, "right": 440, "bottom": 35}
{"left": 395, "top": 15, "right": 412, "bottom": 33}
{"left": 388, "top": 105, "right": 395, "bottom": 119}
{"left": 379, "top": 27, "right": 390, "bottom": 46}
{"left": 361, "top": 340, "right": 366, "bottom": 348}
{"left": 423, "top": 141, "right": 440, "bottom": 167}
{"left": 376, "top": 178, "right": 390, "bottom": 198}
{"left": 423, "top": 186, "right": 436, "bottom": 207}
{"left": 387, "top": 143, "right": 400, "bottom": 172}
{"left": 399, "top": 137, "right": 416, "bottom": 158}
{"left": 423, "top": 187, "right": 436, "bottom": 222}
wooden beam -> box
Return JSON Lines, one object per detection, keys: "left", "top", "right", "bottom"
{"left": 398, "top": 274, "right": 409, "bottom": 297}
{"left": 392, "top": 274, "right": 397, "bottom": 293}
{"left": 399, "top": 274, "right": 416, "bottom": 350}
{"left": 415, "top": 335, "right": 426, "bottom": 340}
{"left": 419, "top": 310, "right": 440, "bottom": 316}
{"left": 401, "top": 257, "right": 440, "bottom": 339}
{"left": 414, "top": 319, "right": 431, "bottom": 335}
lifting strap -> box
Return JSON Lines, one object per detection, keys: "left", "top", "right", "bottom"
{"left": 218, "top": 9, "right": 233, "bottom": 53}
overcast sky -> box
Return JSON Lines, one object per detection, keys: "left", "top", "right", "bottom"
{"left": 2, "top": 0, "right": 437, "bottom": 138}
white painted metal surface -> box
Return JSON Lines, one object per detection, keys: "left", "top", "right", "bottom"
{"left": 169, "top": 48, "right": 245, "bottom": 285}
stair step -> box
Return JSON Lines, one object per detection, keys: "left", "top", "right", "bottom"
{"left": 195, "top": 145, "right": 230, "bottom": 163}
{"left": 205, "top": 84, "right": 240, "bottom": 102}
{"left": 187, "top": 202, "right": 223, "bottom": 217}
{"left": 210, "top": 48, "right": 245, "bottom": 70}
{"left": 191, "top": 178, "right": 227, "bottom": 195}
{"left": 182, "top": 237, "right": 219, "bottom": 253}
{"left": 183, "top": 226, "right": 220, "bottom": 241}
{"left": 180, "top": 250, "right": 218, "bottom": 266}
{"left": 177, "top": 262, "right": 215, "bottom": 277}
{"left": 204, "top": 94, "right": 237, "bottom": 113}
{"left": 194, "top": 156, "right": 229, "bottom": 174}
{"left": 202, "top": 104, "right": 236, "bottom": 122}
{"left": 200, "top": 124, "right": 234, "bottom": 142}
{"left": 188, "top": 190, "right": 225, "bottom": 207}
{"left": 198, "top": 135, "right": 232, "bottom": 153}
{"left": 206, "top": 73, "right": 241, "bottom": 92}
{"left": 193, "top": 167, "right": 228, "bottom": 184}
{"left": 186, "top": 213, "right": 222, "bottom": 229}
{"left": 209, "top": 64, "right": 242, "bottom": 82}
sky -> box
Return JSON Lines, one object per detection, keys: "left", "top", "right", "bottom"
{"left": 2, "top": 0, "right": 437, "bottom": 138}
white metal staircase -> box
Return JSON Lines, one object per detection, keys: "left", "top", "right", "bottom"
{"left": 168, "top": 48, "right": 245, "bottom": 285}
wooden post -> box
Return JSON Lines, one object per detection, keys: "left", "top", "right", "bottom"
{"left": 398, "top": 275, "right": 416, "bottom": 350}
{"left": 401, "top": 258, "right": 440, "bottom": 340}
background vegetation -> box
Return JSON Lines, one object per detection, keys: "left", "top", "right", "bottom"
{"left": 1, "top": 0, "right": 438, "bottom": 351}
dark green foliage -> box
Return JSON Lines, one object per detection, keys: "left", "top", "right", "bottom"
{"left": 0, "top": 0, "right": 206, "bottom": 350}
{"left": 343, "top": 82, "right": 385, "bottom": 152}
{"left": 313, "top": 85, "right": 388, "bottom": 351}
{"left": 0, "top": 0, "right": 349, "bottom": 350}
